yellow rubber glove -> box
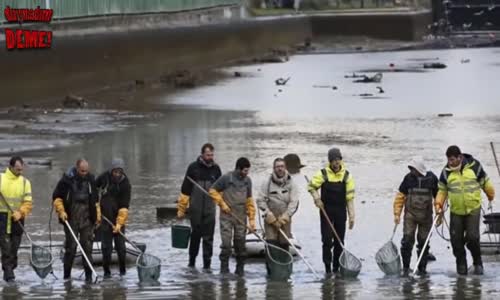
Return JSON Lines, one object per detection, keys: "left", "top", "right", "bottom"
{"left": 248, "top": 219, "right": 256, "bottom": 233}
{"left": 19, "top": 201, "right": 32, "bottom": 219}
{"left": 12, "top": 211, "right": 22, "bottom": 222}
{"left": 54, "top": 198, "right": 68, "bottom": 221}
{"left": 114, "top": 208, "right": 129, "bottom": 233}
{"left": 96, "top": 203, "right": 102, "bottom": 226}
{"left": 209, "top": 188, "right": 231, "bottom": 214}
{"left": 177, "top": 193, "right": 190, "bottom": 219}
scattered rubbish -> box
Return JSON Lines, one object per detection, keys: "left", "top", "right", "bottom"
{"left": 354, "top": 73, "right": 383, "bottom": 83}
{"left": 355, "top": 46, "right": 363, "bottom": 51}
{"left": 275, "top": 77, "right": 290, "bottom": 86}
{"left": 361, "top": 201, "right": 366, "bottom": 204}
{"left": 312, "top": 85, "right": 338, "bottom": 90}
{"left": 376, "top": 86, "right": 385, "bottom": 94}
{"left": 257, "top": 68, "right": 261, "bottom": 72}
{"left": 278, "top": 89, "right": 283, "bottom": 93}
{"left": 63, "top": 95, "right": 88, "bottom": 109}
{"left": 438, "top": 113, "right": 453, "bottom": 117}
{"left": 54, "top": 108, "right": 63, "bottom": 113}
{"left": 423, "top": 62, "right": 447, "bottom": 69}
{"left": 332, "top": 86, "right": 338, "bottom": 90}
{"left": 389, "top": 63, "right": 395, "bottom": 68}
{"left": 173, "top": 70, "right": 196, "bottom": 88}
{"left": 22, "top": 104, "right": 30, "bottom": 109}
{"left": 344, "top": 73, "right": 365, "bottom": 79}
{"left": 234, "top": 71, "right": 242, "bottom": 77}
{"left": 359, "top": 93, "right": 373, "bottom": 97}
{"left": 461, "top": 59, "right": 470, "bottom": 63}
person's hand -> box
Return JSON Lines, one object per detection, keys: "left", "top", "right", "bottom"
{"left": 220, "top": 202, "right": 231, "bottom": 214}
{"left": 349, "top": 219, "right": 354, "bottom": 230}
{"left": 278, "top": 214, "right": 290, "bottom": 226}
{"left": 248, "top": 219, "right": 256, "bottom": 233}
{"left": 265, "top": 212, "right": 277, "bottom": 225}
{"left": 488, "top": 200, "right": 494, "bottom": 211}
{"left": 59, "top": 211, "right": 68, "bottom": 222}
{"left": 113, "top": 223, "right": 122, "bottom": 234}
{"left": 394, "top": 215, "right": 400, "bottom": 225}
{"left": 177, "top": 209, "right": 185, "bottom": 219}
{"left": 273, "top": 220, "right": 282, "bottom": 229}
{"left": 12, "top": 211, "right": 22, "bottom": 222}
{"left": 314, "top": 198, "right": 324, "bottom": 209}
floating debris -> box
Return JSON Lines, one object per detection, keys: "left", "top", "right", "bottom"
{"left": 461, "top": 59, "right": 471, "bottom": 63}
{"left": 376, "top": 86, "right": 385, "bottom": 94}
{"left": 438, "top": 113, "right": 453, "bottom": 117}
{"left": 354, "top": 73, "right": 383, "bottom": 83}
{"left": 423, "top": 62, "right": 447, "bottom": 69}
{"left": 275, "top": 77, "right": 290, "bottom": 86}
{"left": 63, "top": 95, "right": 88, "bottom": 109}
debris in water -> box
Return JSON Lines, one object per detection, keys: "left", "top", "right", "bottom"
{"left": 461, "top": 59, "right": 470, "bottom": 63}
{"left": 54, "top": 108, "right": 63, "bottom": 113}
{"left": 332, "top": 86, "right": 338, "bottom": 90}
{"left": 135, "top": 79, "right": 145, "bottom": 86}
{"left": 278, "top": 89, "right": 283, "bottom": 93}
{"left": 234, "top": 71, "right": 242, "bottom": 77}
{"left": 376, "top": 86, "right": 385, "bottom": 94}
{"left": 63, "top": 94, "right": 88, "bottom": 109}
{"left": 423, "top": 62, "right": 447, "bottom": 69}
{"left": 344, "top": 72, "right": 365, "bottom": 79}
{"left": 438, "top": 113, "right": 453, "bottom": 117}
{"left": 275, "top": 77, "right": 290, "bottom": 86}
{"left": 361, "top": 201, "right": 366, "bottom": 204}
{"left": 354, "top": 73, "right": 383, "bottom": 83}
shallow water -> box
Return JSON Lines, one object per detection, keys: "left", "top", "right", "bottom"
{"left": 7, "top": 47, "right": 500, "bottom": 299}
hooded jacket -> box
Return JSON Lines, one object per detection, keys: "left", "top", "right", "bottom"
{"left": 52, "top": 167, "right": 98, "bottom": 223}
{"left": 96, "top": 169, "right": 131, "bottom": 222}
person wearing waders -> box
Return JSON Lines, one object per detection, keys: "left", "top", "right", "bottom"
{"left": 96, "top": 158, "right": 131, "bottom": 278}
{"left": 0, "top": 156, "right": 33, "bottom": 282}
{"left": 53, "top": 159, "right": 101, "bottom": 283}
{"left": 308, "top": 148, "right": 355, "bottom": 274}
{"left": 435, "top": 146, "right": 495, "bottom": 275}
{"left": 176, "top": 143, "right": 222, "bottom": 269}
{"left": 393, "top": 157, "right": 438, "bottom": 276}
{"left": 257, "top": 158, "right": 299, "bottom": 274}
{"left": 208, "top": 157, "right": 256, "bottom": 276}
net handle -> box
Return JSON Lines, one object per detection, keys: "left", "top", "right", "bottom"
{"left": 390, "top": 224, "right": 398, "bottom": 241}
{"left": 102, "top": 215, "right": 144, "bottom": 254}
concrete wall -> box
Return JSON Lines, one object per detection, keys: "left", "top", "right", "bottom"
{"left": 0, "top": 6, "right": 432, "bottom": 107}
{"left": 311, "top": 10, "right": 433, "bottom": 41}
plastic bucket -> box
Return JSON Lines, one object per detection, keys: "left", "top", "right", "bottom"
{"left": 265, "top": 245, "right": 293, "bottom": 281}
{"left": 171, "top": 225, "right": 191, "bottom": 249}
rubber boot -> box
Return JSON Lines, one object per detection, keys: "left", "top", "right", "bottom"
{"left": 63, "top": 265, "right": 72, "bottom": 280}
{"left": 473, "top": 264, "right": 484, "bottom": 275}
{"left": 3, "top": 268, "right": 15, "bottom": 282}
{"left": 235, "top": 259, "right": 245, "bottom": 276}
{"left": 203, "top": 258, "right": 211, "bottom": 270}
{"left": 402, "top": 268, "right": 410, "bottom": 277}
{"left": 188, "top": 256, "right": 196, "bottom": 268}
{"left": 457, "top": 257, "right": 468, "bottom": 276}
{"left": 324, "top": 263, "right": 332, "bottom": 274}
{"left": 103, "top": 266, "right": 111, "bottom": 279}
{"left": 85, "top": 270, "right": 93, "bottom": 284}
{"left": 220, "top": 259, "right": 229, "bottom": 274}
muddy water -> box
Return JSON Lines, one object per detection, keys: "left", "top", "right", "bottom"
{"left": 5, "top": 47, "right": 500, "bottom": 299}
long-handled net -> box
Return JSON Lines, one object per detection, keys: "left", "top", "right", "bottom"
{"left": 102, "top": 215, "right": 161, "bottom": 283}
{"left": 30, "top": 243, "right": 55, "bottom": 279}
{"left": 375, "top": 225, "right": 401, "bottom": 276}
{"left": 0, "top": 193, "right": 55, "bottom": 280}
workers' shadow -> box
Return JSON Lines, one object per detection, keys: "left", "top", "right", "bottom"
{"left": 2, "top": 284, "right": 21, "bottom": 300}
{"left": 265, "top": 280, "right": 292, "bottom": 300}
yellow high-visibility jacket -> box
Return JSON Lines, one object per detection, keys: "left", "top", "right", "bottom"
{"left": 0, "top": 168, "right": 33, "bottom": 234}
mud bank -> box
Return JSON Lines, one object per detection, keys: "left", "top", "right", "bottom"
{"left": 0, "top": 5, "right": 437, "bottom": 110}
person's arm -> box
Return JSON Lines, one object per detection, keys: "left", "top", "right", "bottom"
{"left": 307, "top": 169, "right": 325, "bottom": 208}
{"left": 476, "top": 162, "right": 495, "bottom": 201}
{"left": 346, "top": 173, "right": 355, "bottom": 229}
{"left": 115, "top": 179, "right": 131, "bottom": 232}
{"left": 52, "top": 177, "right": 68, "bottom": 221}
{"left": 435, "top": 170, "right": 448, "bottom": 213}
{"left": 245, "top": 178, "right": 256, "bottom": 231}
{"left": 15, "top": 179, "right": 33, "bottom": 221}
{"left": 208, "top": 175, "right": 230, "bottom": 212}
{"left": 394, "top": 176, "right": 409, "bottom": 224}
{"left": 287, "top": 179, "right": 300, "bottom": 218}
{"left": 177, "top": 164, "right": 195, "bottom": 218}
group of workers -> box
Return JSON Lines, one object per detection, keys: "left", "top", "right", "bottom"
{"left": 0, "top": 157, "right": 131, "bottom": 283}
{"left": 0, "top": 142, "right": 495, "bottom": 283}
{"left": 177, "top": 143, "right": 496, "bottom": 277}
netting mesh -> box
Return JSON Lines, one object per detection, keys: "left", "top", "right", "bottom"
{"left": 375, "top": 241, "right": 401, "bottom": 275}
{"left": 30, "top": 244, "right": 53, "bottom": 279}
{"left": 137, "top": 253, "right": 161, "bottom": 283}
{"left": 339, "top": 250, "right": 362, "bottom": 278}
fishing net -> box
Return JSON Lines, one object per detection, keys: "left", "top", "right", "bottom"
{"left": 339, "top": 250, "right": 362, "bottom": 278}
{"left": 375, "top": 241, "right": 401, "bottom": 276}
{"left": 137, "top": 252, "right": 161, "bottom": 283}
{"left": 30, "top": 244, "right": 54, "bottom": 279}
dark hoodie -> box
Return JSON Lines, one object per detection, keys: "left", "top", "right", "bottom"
{"left": 96, "top": 169, "right": 131, "bottom": 222}
{"left": 52, "top": 167, "right": 98, "bottom": 224}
